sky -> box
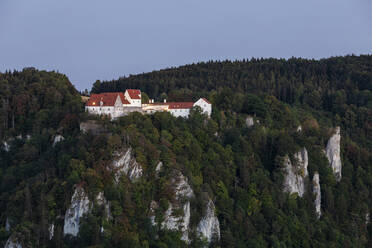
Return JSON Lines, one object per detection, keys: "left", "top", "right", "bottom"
{"left": 1, "top": 0, "right": 371, "bottom": 91}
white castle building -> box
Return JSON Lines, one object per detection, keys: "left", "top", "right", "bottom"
{"left": 85, "top": 89, "right": 211, "bottom": 119}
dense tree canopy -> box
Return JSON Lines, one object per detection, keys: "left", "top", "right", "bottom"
{"left": 1, "top": 56, "right": 372, "bottom": 247}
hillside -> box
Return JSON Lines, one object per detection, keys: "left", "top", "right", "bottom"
{"left": 1, "top": 56, "right": 372, "bottom": 247}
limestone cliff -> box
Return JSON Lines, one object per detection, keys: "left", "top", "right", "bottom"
{"left": 3, "top": 141, "right": 10, "bottom": 152}
{"left": 63, "top": 186, "right": 90, "bottom": 236}
{"left": 96, "top": 192, "right": 111, "bottom": 220}
{"left": 155, "top": 162, "right": 163, "bottom": 174}
{"left": 49, "top": 224, "right": 54, "bottom": 240}
{"left": 312, "top": 172, "right": 321, "bottom": 218}
{"left": 112, "top": 148, "right": 143, "bottom": 182}
{"left": 297, "top": 125, "right": 302, "bottom": 132}
{"left": 53, "top": 135, "right": 64, "bottom": 146}
{"left": 197, "top": 199, "right": 220, "bottom": 243}
{"left": 5, "top": 218, "right": 11, "bottom": 232}
{"left": 63, "top": 188, "right": 110, "bottom": 237}
{"left": 4, "top": 235, "right": 22, "bottom": 248}
{"left": 283, "top": 148, "right": 308, "bottom": 197}
{"left": 245, "top": 116, "right": 254, "bottom": 127}
{"left": 150, "top": 172, "right": 194, "bottom": 243}
{"left": 325, "top": 127, "right": 342, "bottom": 181}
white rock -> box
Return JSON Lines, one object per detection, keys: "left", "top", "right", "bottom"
{"left": 3, "top": 141, "right": 10, "bottom": 152}
{"left": 312, "top": 172, "right": 321, "bottom": 218}
{"left": 96, "top": 192, "right": 111, "bottom": 220}
{"left": 197, "top": 199, "right": 220, "bottom": 243}
{"left": 112, "top": 148, "right": 143, "bottom": 182}
{"left": 155, "top": 162, "right": 163, "bottom": 173}
{"left": 173, "top": 173, "right": 194, "bottom": 199}
{"left": 162, "top": 202, "right": 191, "bottom": 242}
{"left": 152, "top": 172, "right": 194, "bottom": 243}
{"left": 366, "top": 212, "right": 370, "bottom": 225}
{"left": 4, "top": 236, "right": 22, "bottom": 248}
{"left": 63, "top": 187, "right": 90, "bottom": 236}
{"left": 325, "top": 127, "right": 342, "bottom": 181}
{"left": 149, "top": 201, "right": 158, "bottom": 226}
{"left": 53, "top": 135, "right": 65, "bottom": 146}
{"left": 283, "top": 148, "right": 308, "bottom": 197}
{"left": 245, "top": 116, "right": 254, "bottom": 127}
{"left": 49, "top": 223, "right": 54, "bottom": 240}
{"left": 5, "top": 218, "right": 11, "bottom": 231}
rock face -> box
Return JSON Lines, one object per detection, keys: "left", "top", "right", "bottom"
{"left": 96, "top": 192, "right": 111, "bottom": 220}
{"left": 163, "top": 173, "right": 194, "bottom": 242}
{"left": 155, "top": 162, "right": 163, "bottom": 173}
{"left": 325, "top": 127, "right": 342, "bottom": 181}
{"left": 53, "top": 135, "right": 65, "bottom": 146}
{"left": 5, "top": 218, "right": 11, "bottom": 231}
{"left": 149, "top": 201, "right": 158, "bottom": 226}
{"left": 49, "top": 224, "right": 54, "bottom": 240}
{"left": 245, "top": 116, "right": 254, "bottom": 127}
{"left": 312, "top": 172, "right": 321, "bottom": 218}
{"left": 80, "top": 120, "right": 104, "bottom": 135}
{"left": 3, "top": 141, "right": 10, "bottom": 152}
{"left": 151, "top": 172, "right": 194, "bottom": 243}
{"left": 112, "top": 148, "right": 143, "bottom": 182}
{"left": 197, "top": 199, "right": 220, "bottom": 243}
{"left": 366, "top": 213, "right": 370, "bottom": 225}
{"left": 63, "top": 187, "right": 90, "bottom": 236}
{"left": 283, "top": 148, "right": 309, "bottom": 197}
{"left": 4, "top": 236, "right": 22, "bottom": 248}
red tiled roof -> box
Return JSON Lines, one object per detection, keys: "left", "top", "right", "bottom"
{"left": 126, "top": 89, "right": 141, "bottom": 99}
{"left": 86, "top": 92, "right": 129, "bottom": 106}
{"left": 201, "top": 98, "right": 211, "bottom": 104}
{"left": 168, "top": 102, "right": 194, "bottom": 109}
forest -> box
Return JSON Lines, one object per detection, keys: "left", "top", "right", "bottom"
{"left": 0, "top": 55, "right": 372, "bottom": 247}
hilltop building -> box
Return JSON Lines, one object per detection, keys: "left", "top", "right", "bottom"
{"left": 85, "top": 89, "right": 211, "bottom": 119}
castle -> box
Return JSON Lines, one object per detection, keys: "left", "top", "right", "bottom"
{"left": 85, "top": 89, "right": 212, "bottom": 119}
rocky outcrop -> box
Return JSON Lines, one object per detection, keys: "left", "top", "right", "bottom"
{"left": 96, "top": 192, "right": 111, "bottom": 220}
{"left": 5, "top": 218, "right": 11, "bottom": 231}
{"left": 151, "top": 172, "right": 194, "bottom": 243}
{"left": 245, "top": 116, "right": 254, "bottom": 127}
{"left": 3, "top": 141, "right": 10, "bottom": 152}
{"left": 80, "top": 120, "right": 104, "bottom": 135}
{"left": 112, "top": 148, "right": 143, "bottom": 182}
{"left": 53, "top": 135, "right": 65, "bottom": 146}
{"left": 149, "top": 201, "right": 158, "bottom": 226}
{"left": 197, "top": 199, "right": 220, "bottom": 243}
{"left": 325, "top": 127, "right": 342, "bottom": 181}
{"left": 49, "top": 224, "right": 54, "bottom": 240}
{"left": 163, "top": 173, "right": 193, "bottom": 242}
{"left": 63, "top": 187, "right": 90, "bottom": 236}
{"left": 4, "top": 235, "right": 22, "bottom": 248}
{"left": 155, "top": 162, "right": 163, "bottom": 174}
{"left": 297, "top": 125, "right": 302, "bottom": 132}
{"left": 283, "top": 148, "right": 308, "bottom": 197}
{"left": 312, "top": 172, "right": 321, "bottom": 218}
{"left": 63, "top": 188, "right": 111, "bottom": 237}
{"left": 366, "top": 213, "right": 370, "bottom": 225}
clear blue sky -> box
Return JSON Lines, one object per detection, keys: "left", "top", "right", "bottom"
{"left": 1, "top": 0, "right": 371, "bottom": 91}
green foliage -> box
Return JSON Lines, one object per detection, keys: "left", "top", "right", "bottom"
{"left": 1, "top": 56, "right": 372, "bottom": 247}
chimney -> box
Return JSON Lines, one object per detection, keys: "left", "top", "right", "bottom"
{"left": 164, "top": 99, "right": 166, "bottom": 103}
